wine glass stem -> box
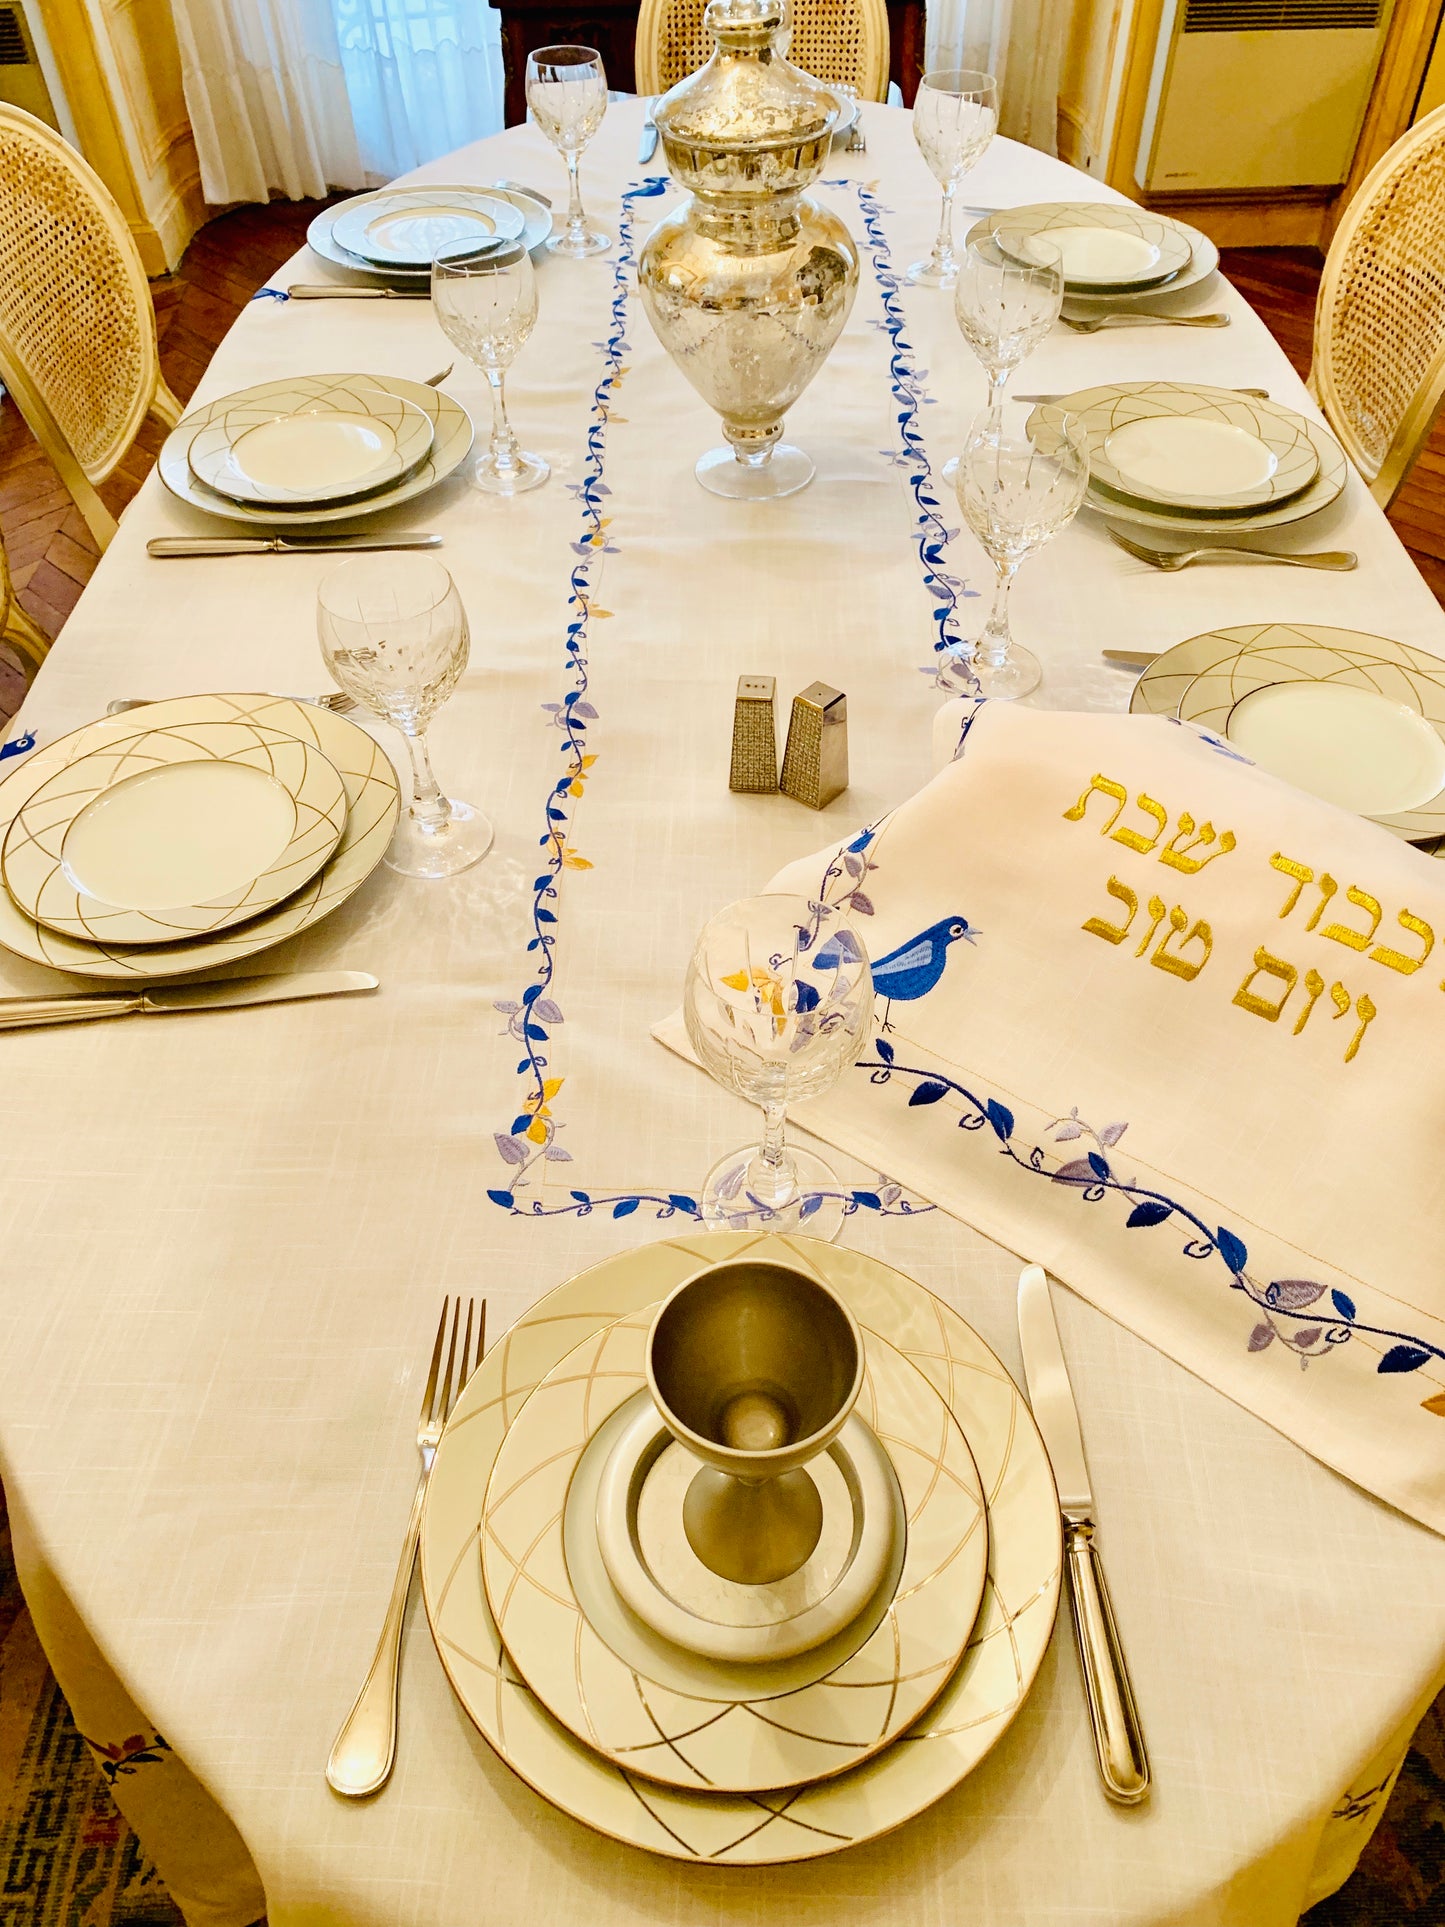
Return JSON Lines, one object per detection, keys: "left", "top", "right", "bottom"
{"left": 402, "top": 726, "right": 451, "bottom": 830}
{"left": 752, "top": 1100, "right": 797, "bottom": 1207}
{"left": 564, "top": 151, "right": 588, "bottom": 245}
{"left": 932, "top": 182, "right": 956, "bottom": 273}
{"left": 978, "top": 560, "right": 1019, "bottom": 669}
{"left": 986, "top": 366, "right": 1011, "bottom": 415}
{"left": 486, "top": 368, "right": 520, "bottom": 474}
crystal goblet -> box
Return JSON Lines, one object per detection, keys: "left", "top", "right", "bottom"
{"left": 907, "top": 70, "right": 998, "bottom": 289}
{"left": 432, "top": 237, "right": 548, "bottom": 496}
{"left": 526, "top": 45, "right": 610, "bottom": 257}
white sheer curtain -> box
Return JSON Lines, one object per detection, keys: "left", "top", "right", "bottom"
{"left": 925, "top": 0, "right": 1069, "bottom": 154}
{"left": 330, "top": 0, "right": 505, "bottom": 183}
{"left": 169, "top": 0, "right": 367, "bottom": 203}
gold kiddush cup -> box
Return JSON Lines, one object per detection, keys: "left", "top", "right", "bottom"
{"left": 645, "top": 1258, "right": 865, "bottom": 1585}
{"left": 637, "top": 0, "right": 860, "bottom": 500}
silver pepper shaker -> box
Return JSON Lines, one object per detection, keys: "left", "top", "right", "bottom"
{"left": 729, "top": 674, "right": 779, "bottom": 793}
{"left": 780, "top": 682, "right": 848, "bottom": 809}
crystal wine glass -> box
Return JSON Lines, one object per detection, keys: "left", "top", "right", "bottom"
{"left": 526, "top": 45, "right": 610, "bottom": 258}
{"left": 955, "top": 230, "right": 1064, "bottom": 413}
{"left": 432, "top": 237, "right": 548, "bottom": 496}
{"left": 684, "top": 893, "right": 874, "bottom": 1242}
{"left": 952, "top": 407, "right": 1089, "bottom": 701}
{"left": 907, "top": 70, "right": 998, "bottom": 289}
{"left": 317, "top": 554, "right": 493, "bottom": 878}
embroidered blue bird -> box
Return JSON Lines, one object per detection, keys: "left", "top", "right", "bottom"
{"left": 817, "top": 915, "right": 979, "bottom": 1030}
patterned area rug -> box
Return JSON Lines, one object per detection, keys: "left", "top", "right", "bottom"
{"left": 0, "top": 1477, "right": 1439, "bottom": 1922}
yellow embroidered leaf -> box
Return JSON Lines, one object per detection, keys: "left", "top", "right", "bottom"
{"left": 526, "top": 1116, "right": 549, "bottom": 1144}
{"left": 542, "top": 1078, "right": 565, "bottom": 1100}
{"left": 592, "top": 608, "right": 613, "bottom": 619}
{"left": 569, "top": 781, "right": 584, "bottom": 797}
{"left": 581, "top": 755, "right": 598, "bottom": 769}
{"left": 1422, "top": 1393, "right": 1445, "bottom": 1417}
{"left": 561, "top": 851, "right": 593, "bottom": 869}
{"left": 721, "top": 969, "right": 750, "bottom": 991}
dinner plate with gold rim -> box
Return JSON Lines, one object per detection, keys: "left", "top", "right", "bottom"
{"left": 160, "top": 375, "right": 472, "bottom": 529}
{"left": 0, "top": 695, "right": 399, "bottom": 979}
{"left": 3, "top": 719, "right": 348, "bottom": 944}
{"left": 330, "top": 186, "right": 526, "bottom": 271}
{"left": 1060, "top": 383, "right": 1319, "bottom": 515}
{"left": 188, "top": 387, "right": 435, "bottom": 509}
{"left": 969, "top": 212, "right": 1218, "bottom": 309}
{"left": 306, "top": 182, "right": 554, "bottom": 280}
{"left": 1172, "top": 626, "right": 1445, "bottom": 839}
{"left": 420, "top": 1229, "right": 1061, "bottom": 1865}
{"left": 480, "top": 1305, "right": 988, "bottom": 1794}
{"left": 989, "top": 201, "right": 1192, "bottom": 292}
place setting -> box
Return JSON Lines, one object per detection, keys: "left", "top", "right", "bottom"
{"left": 965, "top": 200, "right": 1224, "bottom": 331}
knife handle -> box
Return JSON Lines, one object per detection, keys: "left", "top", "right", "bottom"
{"left": 1065, "top": 1519, "right": 1150, "bottom": 1804}
{"left": 149, "top": 538, "right": 272, "bottom": 557}
{"left": 0, "top": 994, "right": 143, "bottom": 1030}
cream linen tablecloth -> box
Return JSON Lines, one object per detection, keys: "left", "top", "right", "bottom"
{"left": 6, "top": 99, "right": 1445, "bottom": 1927}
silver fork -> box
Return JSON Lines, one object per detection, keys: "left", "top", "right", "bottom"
{"left": 1108, "top": 529, "right": 1357, "bottom": 572}
{"left": 326, "top": 1297, "right": 486, "bottom": 1797}
{"left": 106, "top": 692, "right": 357, "bottom": 716}
{"left": 1062, "top": 311, "right": 1230, "bottom": 333}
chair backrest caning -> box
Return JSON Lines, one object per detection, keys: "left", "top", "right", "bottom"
{"left": 636, "top": 0, "right": 889, "bottom": 102}
{"left": 1311, "top": 103, "right": 1445, "bottom": 509}
{"left": 0, "top": 104, "right": 159, "bottom": 485}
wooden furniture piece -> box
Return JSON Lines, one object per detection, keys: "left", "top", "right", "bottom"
{"left": 635, "top": 0, "right": 890, "bottom": 98}
{"left": 1310, "top": 102, "right": 1445, "bottom": 509}
{"left": 0, "top": 525, "right": 49, "bottom": 679}
{"left": 493, "top": 0, "right": 922, "bottom": 125}
{"left": 0, "top": 104, "right": 182, "bottom": 552}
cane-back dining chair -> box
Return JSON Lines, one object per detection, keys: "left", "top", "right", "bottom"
{"left": 0, "top": 104, "right": 182, "bottom": 551}
{"left": 1310, "top": 102, "right": 1445, "bottom": 510}
{"left": 0, "top": 523, "right": 50, "bottom": 679}
{"left": 635, "top": 0, "right": 890, "bottom": 102}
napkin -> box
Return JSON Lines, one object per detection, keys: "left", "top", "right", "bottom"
{"left": 656, "top": 701, "right": 1445, "bottom": 1535}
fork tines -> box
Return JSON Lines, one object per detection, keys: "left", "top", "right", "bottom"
{"left": 422, "top": 1295, "right": 487, "bottom": 1427}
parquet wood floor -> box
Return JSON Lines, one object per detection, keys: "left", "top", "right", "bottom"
{"left": 1, "top": 228, "right": 1443, "bottom": 707}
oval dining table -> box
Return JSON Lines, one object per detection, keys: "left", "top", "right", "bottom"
{"left": 4, "top": 96, "right": 1445, "bottom": 1927}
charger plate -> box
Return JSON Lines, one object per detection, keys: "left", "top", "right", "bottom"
{"left": 1171, "top": 625, "right": 1445, "bottom": 838}
{"left": 480, "top": 1308, "right": 987, "bottom": 1793}
{"left": 1062, "top": 384, "right": 1318, "bottom": 515}
{"left": 306, "top": 182, "right": 554, "bottom": 280}
{"left": 3, "top": 719, "right": 347, "bottom": 943}
{"left": 189, "top": 389, "right": 434, "bottom": 509}
{"left": 160, "top": 375, "right": 472, "bottom": 529}
{"left": 991, "top": 202, "right": 1191, "bottom": 291}
{"left": 420, "top": 1229, "right": 1061, "bottom": 1865}
{"left": 0, "top": 695, "right": 399, "bottom": 979}
{"left": 330, "top": 186, "right": 525, "bottom": 270}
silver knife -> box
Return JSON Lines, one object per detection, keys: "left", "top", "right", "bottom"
{"left": 638, "top": 104, "right": 660, "bottom": 163}
{"left": 1102, "top": 648, "right": 1159, "bottom": 667}
{"left": 148, "top": 534, "right": 443, "bottom": 558}
{"left": 0, "top": 970, "right": 378, "bottom": 1031}
{"left": 285, "top": 284, "right": 430, "bottom": 300}
{"left": 1016, "top": 387, "right": 1268, "bottom": 404}
{"left": 1017, "top": 1263, "right": 1151, "bottom": 1805}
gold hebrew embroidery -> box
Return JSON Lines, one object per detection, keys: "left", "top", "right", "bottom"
{"left": 1336, "top": 991, "right": 1377, "bottom": 1063}
{"left": 1082, "top": 876, "right": 1138, "bottom": 944}
{"left": 1233, "top": 948, "right": 1298, "bottom": 1021}
{"left": 1292, "top": 969, "right": 1326, "bottom": 1034}
{"left": 1329, "top": 980, "right": 1352, "bottom": 1017}
{"left": 1305, "top": 874, "right": 1338, "bottom": 930}
{"left": 1160, "top": 814, "right": 1237, "bottom": 873}
{"left": 1151, "top": 907, "right": 1214, "bottom": 981}
{"left": 1270, "top": 853, "right": 1314, "bottom": 916}
{"left": 1320, "top": 886, "right": 1384, "bottom": 952}
{"left": 1111, "top": 792, "right": 1169, "bottom": 854}
{"left": 1371, "top": 909, "right": 1435, "bottom": 974}
{"left": 1133, "top": 896, "right": 1168, "bottom": 956}
{"left": 1063, "top": 775, "right": 1128, "bottom": 832}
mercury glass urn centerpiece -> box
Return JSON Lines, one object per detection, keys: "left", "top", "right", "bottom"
{"left": 638, "top": 0, "right": 860, "bottom": 500}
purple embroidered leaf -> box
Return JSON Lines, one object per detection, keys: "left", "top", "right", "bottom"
{"left": 612, "top": 1198, "right": 640, "bottom": 1219}
{"left": 843, "top": 849, "right": 865, "bottom": 878}
{"left": 1052, "top": 1158, "right": 1098, "bottom": 1186}
{"left": 1215, "top": 1228, "right": 1249, "bottom": 1275}
{"left": 875, "top": 1038, "right": 895, "bottom": 1064}
{"left": 1331, "top": 1289, "right": 1357, "bottom": 1321}
{"left": 486, "top": 1189, "right": 515, "bottom": 1209}
{"left": 1053, "top": 1121, "right": 1084, "bottom": 1140}
{"left": 908, "top": 1081, "right": 949, "bottom": 1107}
{"left": 848, "top": 891, "right": 875, "bottom": 915}
{"left": 1098, "top": 1121, "right": 1129, "bottom": 1147}
{"left": 985, "top": 1099, "right": 1013, "bottom": 1142}
{"left": 573, "top": 702, "right": 599, "bottom": 720}
{"left": 1379, "top": 1344, "right": 1431, "bottom": 1374}
{"left": 1248, "top": 1323, "right": 1276, "bottom": 1352}
{"left": 533, "top": 1000, "right": 564, "bottom": 1024}
{"left": 799, "top": 1194, "right": 824, "bottom": 1220}
{"left": 543, "top": 1144, "right": 573, "bottom": 1162}
{"left": 1267, "top": 1280, "right": 1325, "bottom": 1311}
{"left": 1086, "top": 1152, "right": 1110, "bottom": 1180}
{"left": 1292, "top": 1328, "right": 1322, "bottom": 1349}
{"left": 1126, "top": 1201, "right": 1171, "bottom": 1228}
{"left": 879, "top": 1183, "right": 901, "bottom": 1205}
{"left": 493, "top": 1000, "right": 521, "bottom": 1015}
{"left": 494, "top": 1134, "right": 528, "bottom": 1166}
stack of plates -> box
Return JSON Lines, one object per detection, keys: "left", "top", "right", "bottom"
{"left": 307, "top": 182, "right": 554, "bottom": 285}
{"left": 0, "top": 693, "right": 401, "bottom": 977}
{"left": 1131, "top": 623, "right": 1445, "bottom": 849}
{"left": 160, "top": 374, "right": 473, "bottom": 528}
{"left": 1028, "top": 382, "right": 1348, "bottom": 537}
{"left": 419, "top": 1231, "right": 1063, "bottom": 1864}
{"left": 967, "top": 201, "right": 1219, "bottom": 311}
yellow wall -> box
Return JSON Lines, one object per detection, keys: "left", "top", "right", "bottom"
{"left": 35, "top": 0, "right": 206, "bottom": 273}
{"left": 1059, "top": 0, "right": 1137, "bottom": 181}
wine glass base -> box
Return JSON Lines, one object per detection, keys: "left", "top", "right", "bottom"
{"left": 940, "top": 454, "right": 959, "bottom": 486}
{"left": 474, "top": 451, "right": 549, "bottom": 495}
{"left": 547, "top": 228, "right": 611, "bottom": 257}
{"left": 970, "top": 644, "right": 1041, "bottom": 701}
{"left": 906, "top": 258, "right": 958, "bottom": 288}
{"left": 698, "top": 1143, "right": 850, "bottom": 1242}
{"left": 384, "top": 798, "right": 495, "bottom": 878}
{"left": 696, "top": 443, "right": 814, "bottom": 500}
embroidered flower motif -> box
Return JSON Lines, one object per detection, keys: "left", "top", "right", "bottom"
{"left": 84, "top": 1732, "right": 171, "bottom": 1782}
